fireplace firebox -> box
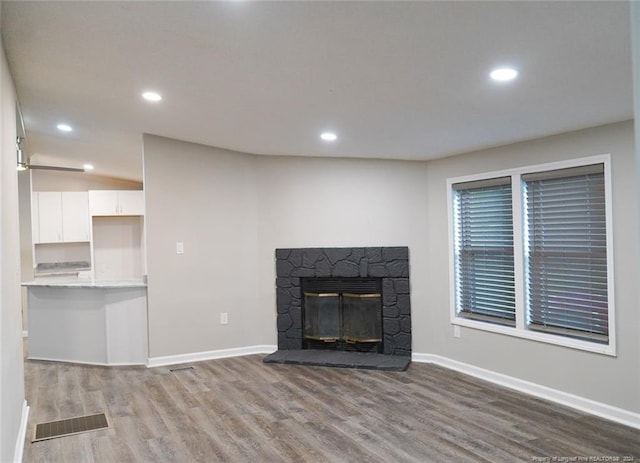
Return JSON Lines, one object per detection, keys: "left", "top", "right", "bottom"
{"left": 302, "top": 278, "right": 383, "bottom": 353}
{"left": 273, "top": 247, "right": 411, "bottom": 358}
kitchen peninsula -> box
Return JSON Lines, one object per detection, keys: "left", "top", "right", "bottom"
{"left": 24, "top": 189, "right": 148, "bottom": 365}
{"left": 23, "top": 278, "right": 148, "bottom": 365}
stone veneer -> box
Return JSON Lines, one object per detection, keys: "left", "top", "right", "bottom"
{"left": 275, "top": 247, "right": 411, "bottom": 357}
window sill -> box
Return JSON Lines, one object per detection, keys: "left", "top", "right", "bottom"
{"left": 452, "top": 317, "right": 616, "bottom": 356}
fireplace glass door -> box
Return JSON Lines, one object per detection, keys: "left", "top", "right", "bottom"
{"left": 303, "top": 286, "right": 382, "bottom": 352}
{"left": 342, "top": 293, "right": 382, "bottom": 343}
{"left": 303, "top": 292, "right": 340, "bottom": 341}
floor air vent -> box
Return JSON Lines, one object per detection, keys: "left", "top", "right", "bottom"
{"left": 169, "top": 366, "right": 194, "bottom": 372}
{"left": 33, "top": 413, "right": 109, "bottom": 442}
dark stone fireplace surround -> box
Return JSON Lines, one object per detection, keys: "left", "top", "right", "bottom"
{"left": 275, "top": 246, "right": 411, "bottom": 357}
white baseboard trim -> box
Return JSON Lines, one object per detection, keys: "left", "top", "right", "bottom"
{"left": 26, "top": 355, "right": 146, "bottom": 367}
{"left": 14, "top": 400, "right": 29, "bottom": 463}
{"left": 412, "top": 353, "right": 640, "bottom": 430}
{"left": 147, "top": 345, "right": 278, "bottom": 368}
{"left": 22, "top": 330, "right": 28, "bottom": 338}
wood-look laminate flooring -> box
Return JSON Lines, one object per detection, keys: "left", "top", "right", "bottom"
{"left": 23, "top": 354, "right": 640, "bottom": 463}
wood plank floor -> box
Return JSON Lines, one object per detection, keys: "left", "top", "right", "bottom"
{"left": 23, "top": 354, "right": 640, "bottom": 463}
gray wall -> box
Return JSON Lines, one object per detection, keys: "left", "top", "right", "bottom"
{"left": 143, "top": 135, "right": 260, "bottom": 357}
{"left": 0, "top": 38, "right": 25, "bottom": 463}
{"left": 254, "top": 156, "right": 430, "bottom": 348}
{"left": 633, "top": 0, "right": 640, "bottom": 240}
{"left": 18, "top": 170, "right": 32, "bottom": 332}
{"left": 424, "top": 121, "right": 639, "bottom": 412}
{"left": 630, "top": 0, "right": 640, "bottom": 418}
{"left": 143, "top": 120, "right": 639, "bottom": 414}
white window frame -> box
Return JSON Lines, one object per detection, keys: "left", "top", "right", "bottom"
{"left": 447, "top": 154, "right": 616, "bottom": 356}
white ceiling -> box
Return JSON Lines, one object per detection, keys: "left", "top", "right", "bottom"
{"left": 1, "top": 1, "right": 633, "bottom": 182}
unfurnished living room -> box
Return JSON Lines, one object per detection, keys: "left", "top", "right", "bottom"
{"left": 0, "top": 1, "right": 639, "bottom": 462}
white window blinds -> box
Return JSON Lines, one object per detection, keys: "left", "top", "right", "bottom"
{"left": 523, "top": 164, "right": 609, "bottom": 343}
{"left": 453, "top": 177, "right": 516, "bottom": 325}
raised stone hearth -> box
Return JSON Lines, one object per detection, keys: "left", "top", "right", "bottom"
{"left": 263, "top": 350, "right": 410, "bottom": 371}
{"left": 273, "top": 246, "right": 411, "bottom": 358}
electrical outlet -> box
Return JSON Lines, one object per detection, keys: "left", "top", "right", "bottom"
{"left": 220, "top": 312, "right": 228, "bottom": 325}
{"left": 176, "top": 242, "right": 184, "bottom": 254}
{"left": 454, "top": 325, "right": 461, "bottom": 338}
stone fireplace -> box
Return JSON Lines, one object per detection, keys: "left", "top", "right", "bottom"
{"left": 273, "top": 247, "right": 411, "bottom": 358}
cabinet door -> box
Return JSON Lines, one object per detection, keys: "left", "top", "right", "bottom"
{"left": 37, "top": 192, "right": 63, "bottom": 243}
{"left": 117, "top": 191, "right": 144, "bottom": 215}
{"left": 62, "top": 192, "right": 90, "bottom": 242}
{"left": 89, "top": 190, "right": 119, "bottom": 216}
{"left": 31, "top": 193, "right": 40, "bottom": 243}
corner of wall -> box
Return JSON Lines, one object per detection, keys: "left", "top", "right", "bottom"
{"left": 0, "top": 35, "right": 27, "bottom": 463}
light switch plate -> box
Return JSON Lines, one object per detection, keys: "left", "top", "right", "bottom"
{"left": 176, "top": 242, "right": 184, "bottom": 254}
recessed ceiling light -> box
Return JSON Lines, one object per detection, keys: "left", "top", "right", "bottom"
{"left": 142, "top": 91, "right": 162, "bottom": 102}
{"left": 490, "top": 67, "right": 519, "bottom": 82}
{"left": 83, "top": 164, "right": 94, "bottom": 170}
{"left": 320, "top": 132, "right": 337, "bottom": 142}
{"left": 56, "top": 123, "right": 73, "bottom": 132}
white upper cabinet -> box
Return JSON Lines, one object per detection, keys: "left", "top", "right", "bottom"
{"left": 62, "top": 192, "right": 90, "bottom": 242}
{"left": 32, "top": 192, "right": 90, "bottom": 243}
{"left": 117, "top": 191, "right": 145, "bottom": 215}
{"left": 88, "top": 190, "right": 118, "bottom": 216}
{"left": 36, "top": 192, "right": 63, "bottom": 243}
{"left": 89, "top": 190, "right": 144, "bottom": 216}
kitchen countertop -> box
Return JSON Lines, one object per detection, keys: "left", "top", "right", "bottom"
{"left": 22, "top": 278, "right": 147, "bottom": 288}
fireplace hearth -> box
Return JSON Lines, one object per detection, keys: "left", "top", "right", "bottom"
{"left": 264, "top": 247, "right": 411, "bottom": 370}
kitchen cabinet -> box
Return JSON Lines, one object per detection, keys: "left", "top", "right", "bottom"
{"left": 89, "top": 190, "right": 144, "bottom": 216}
{"left": 34, "top": 192, "right": 61, "bottom": 243}
{"left": 32, "top": 192, "right": 90, "bottom": 243}
{"left": 62, "top": 192, "right": 91, "bottom": 242}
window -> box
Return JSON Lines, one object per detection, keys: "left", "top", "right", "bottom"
{"left": 523, "top": 165, "right": 608, "bottom": 342}
{"left": 452, "top": 177, "right": 515, "bottom": 325}
{"left": 448, "top": 155, "right": 614, "bottom": 355}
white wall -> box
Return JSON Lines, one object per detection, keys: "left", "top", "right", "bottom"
{"left": 144, "top": 121, "right": 639, "bottom": 415}
{"left": 92, "top": 216, "right": 143, "bottom": 280}
{"left": 30, "top": 169, "right": 142, "bottom": 192}
{"left": 0, "top": 39, "right": 26, "bottom": 463}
